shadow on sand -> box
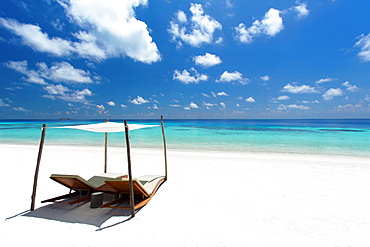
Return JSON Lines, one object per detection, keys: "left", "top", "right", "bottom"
{"left": 21, "top": 200, "right": 139, "bottom": 229}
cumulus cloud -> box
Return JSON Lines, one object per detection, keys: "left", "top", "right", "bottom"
{"left": 0, "top": 0, "right": 161, "bottom": 63}
{"left": 173, "top": 67, "right": 208, "bottom": 84}
{"left": 40, "top": 62, "right": 94, "bottom": 83}
{"left": 107, "top": 101, "right": 115, "bottom": 106}
{"left": 217, "top": 71, "right": 249, "bottom": 85}
{"left": 13, "top": 107, "right": 29, "bottom": 111}
{"left": 5, "top": 60, "right": 95, "bottom": 84}
{"left": 95, "top": 104, "right": 108, "bottom": 114}
{"left": 277, "top": 104, "right": 310, "bottom": 110}
{"left": 322, "top": 88, "right": 343, "bottom": 100}
{"left": 129, "top": 96, "right": 150, "bottom": 105}
{"left": 235, "top": 8, "right": 283, "bottom": 44}
{"left": 220, "top": 102, "right": 226, "bottom": 108}
{"left": 276, "top": 95, "right": 290, "bottom": 101}
{"left": 193, "top": 53, "right": 221, "bottom": 67}
{"left": 293, "top": 2, "right": 309, "bottom": 19}
{"left": 148, "top": 104, "right": 159, "bottom": 110}
{"left": 169, "top": 3, "right": 222, "bottom": 47}
{"left": 245, "top": 97, "right": 256, "bottom": 102}
{"left": 343, "top": 81, "right": 359, "bottom": 92}
{"left": 282, "top": 83, "right": 319, "bottom": 93}
{"left": 43, "top": 84, "right": 92, "bottom": 102}
{"left": 217, "top": 91, "right": 229, "bottom": 96}
{"left": 260, "top": 75, "right": 270, "bottom": 81}
{"left": 355, "top": 33, "right": 370, "bottom": 62}
{"left": 0, "top": 99, "right": 10, "bottom": 107}
{"left": 189, "top": 102, "right": 199, "bottom": 108}
{"left": 96, "top": 105, "right": 105, "bottom": 111}
{"left": 335, "top": 104, "right": 362, "bottom": 110}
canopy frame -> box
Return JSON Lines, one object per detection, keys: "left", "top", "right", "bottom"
{"left": 30, "top": 116, "right": 168, "bottom": 218}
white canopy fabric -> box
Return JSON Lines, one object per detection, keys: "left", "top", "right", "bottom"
{"left": 46, "top": 122, "right": 159, "bottom": 133}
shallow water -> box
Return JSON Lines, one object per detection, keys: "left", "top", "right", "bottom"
{"left": 0, "top": 119, "right": 369, "bottom": 157}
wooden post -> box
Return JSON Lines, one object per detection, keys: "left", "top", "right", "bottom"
{"left": 104, "top": 119, "right": 109, "bottom": 173}
{"left": 30, "top": 124, "right": 46, "bottom": 211}
{"left": 104, "top": 132, "right": 108, "bottom": 173}
{"left": 124, "top": 121, "right": 135, "bottom": 217}
{"left": 161, "top": 115, "right": 168, "bottom": 181}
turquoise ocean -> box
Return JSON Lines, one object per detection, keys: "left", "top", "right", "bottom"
{"left": 1, "top": 119, "right": 370, "bottom": 157}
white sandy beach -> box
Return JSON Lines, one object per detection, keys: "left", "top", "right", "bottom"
{"left": 1, "top": 143, "right": 370, "bottom": 247}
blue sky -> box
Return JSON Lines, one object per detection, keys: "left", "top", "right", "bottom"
{"left": 0, "top": 0, "right": 369, "bottom": 119}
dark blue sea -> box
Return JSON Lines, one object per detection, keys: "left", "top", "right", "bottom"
{"left": 0, "top": 119, "right": 370, "bottom": 157}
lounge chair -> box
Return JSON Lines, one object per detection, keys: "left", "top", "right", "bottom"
{"left": 42, "top": 173, "right": 127, "bottom": 205}
{"left": 97, "top": 175, "right": 165, "bottom": 210}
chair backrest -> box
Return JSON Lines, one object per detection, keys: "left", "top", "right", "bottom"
{"left": 50, "top": 174, "right": 96, "bottom": 190}
{"left": 105, "top": 178, "right": 150, "bottom": 197}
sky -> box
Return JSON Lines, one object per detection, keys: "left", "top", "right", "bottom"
{"left": 0, "top": 0, "right": 369, "bottom": 119}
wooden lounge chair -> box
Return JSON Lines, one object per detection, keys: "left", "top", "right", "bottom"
{"left": 42, "top": 173, "right": 127, "bottom": 205}
{"left": 97, "top": 175, "right": 165, "bottom": 210}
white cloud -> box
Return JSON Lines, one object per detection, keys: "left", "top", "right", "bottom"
{"left": 169, "top": 3, "right": 222, "bottom": 47}
{"left": 0, "top": 17, "right": 75, "bottom": 56}
{"left": 96, "top": 105, "right": 105, "bottom": 111}
{"left": 301, "top": 100, "right": 319, "bottom": 104}
{"left": 148, "top": 104, "right": 159, "bottom": 110}
{"left": 43, "top": 84, "right": 92, "bottom": 102}
{"left": 120, "top": 104, "right": 127, "bottom": 108}
{"left": 176, "top": 10, "right": 188, "bottom": 23}
{"left": 293, "top": 2, "right": 309, "bottom": 19}
{"left": 61, "top": 0, "right": 161, "bottom": 63}
{"left": 355, "top": 33, "right": 370, "bottom": 62}
{"left": 217, "top": 91, "right": 229, "bottom": 96}
{"left": 203, "top": 102, "right": 217, "bottom": 107}
{"left": 13, "top": 107, "right": 29, "bottom": 111}
{"left": 0, "top": 0, "right": 161, "bottom": 64}
{"left": 44, "top": 84, "right": 70, "bottom": 95}
{"left": 245, "top": 97, "right": 256, "bottom": 103}
{"left": 189, "top": 102, "right": 199, "bottom": 109}
{"left": 170, "top": 104, "right": 181, "bottom": 108}
{"left": 107, "top": 101, "right": 115, "bottom": 106}
{"left": 335, "top": 104, "right": 362, "bottom": 109}
{"left": 277, "top": 104, "right": 310, "bottom": 110}
{"left": 315, "top": 77, "right": 336, "bottom": 84}
{"left": 276, "top": 95, "right": 290, "bottom": 101}
{"left": 322, "top": 88, "right": 343, "bottom": 100}
{"left": 5, "top": 60, "right": 95, "bottom": 84}
{"left": 95, "top": 104, "right": 108, "bottom": 114}
{"left": 193, "top": 53, "right": 221, "bottom": 67}
{"left": 217, "top": 71, "right": 249, "bottom": 85}
{"left": 220, "top": 102, "right": 226, "bottom": 108}
{"left": 282, "top": 83, "right": 319, "bottom": 93}
{"left": 129, "top": 96, "right": 150, "bottom": 105}
{"left": 342, "top": 81, "right": 359, "bottom": 92}
{"left": 173, "top": 67, "right": 208, "bottom": 84}
{"left": 225, "top": 0, "right": 233, "bottom": 8}
{"left": 39, "top": 62, "right": 93, "bottom": 83}
{"left": 201, "top": 93, "right": 210, "bottom": 97}
{"left": 0, "top": 99, "right": 10, "bottom": 107}
{"left": 235, "top": 8, "right": 283, "bottom": 44}
{"left": 260, "top": 75, "right": 270, "bottom": 81}
{"left": 5, "top": 61, "right": 47, "bottom": 85}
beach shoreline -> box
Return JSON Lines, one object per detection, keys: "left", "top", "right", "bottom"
{"left": 1, "top": 143, "right": 370, "bottom": 246}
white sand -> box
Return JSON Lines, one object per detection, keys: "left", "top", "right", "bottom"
{"left": 1, "top": 144, "right": 370, "bottom": 247}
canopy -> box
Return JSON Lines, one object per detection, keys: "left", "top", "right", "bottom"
{"left": 46, "top": 122, "right": 159, "bottom": 133}
{"left": 31, "top": 117, "right": 168, "bottom": 218}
